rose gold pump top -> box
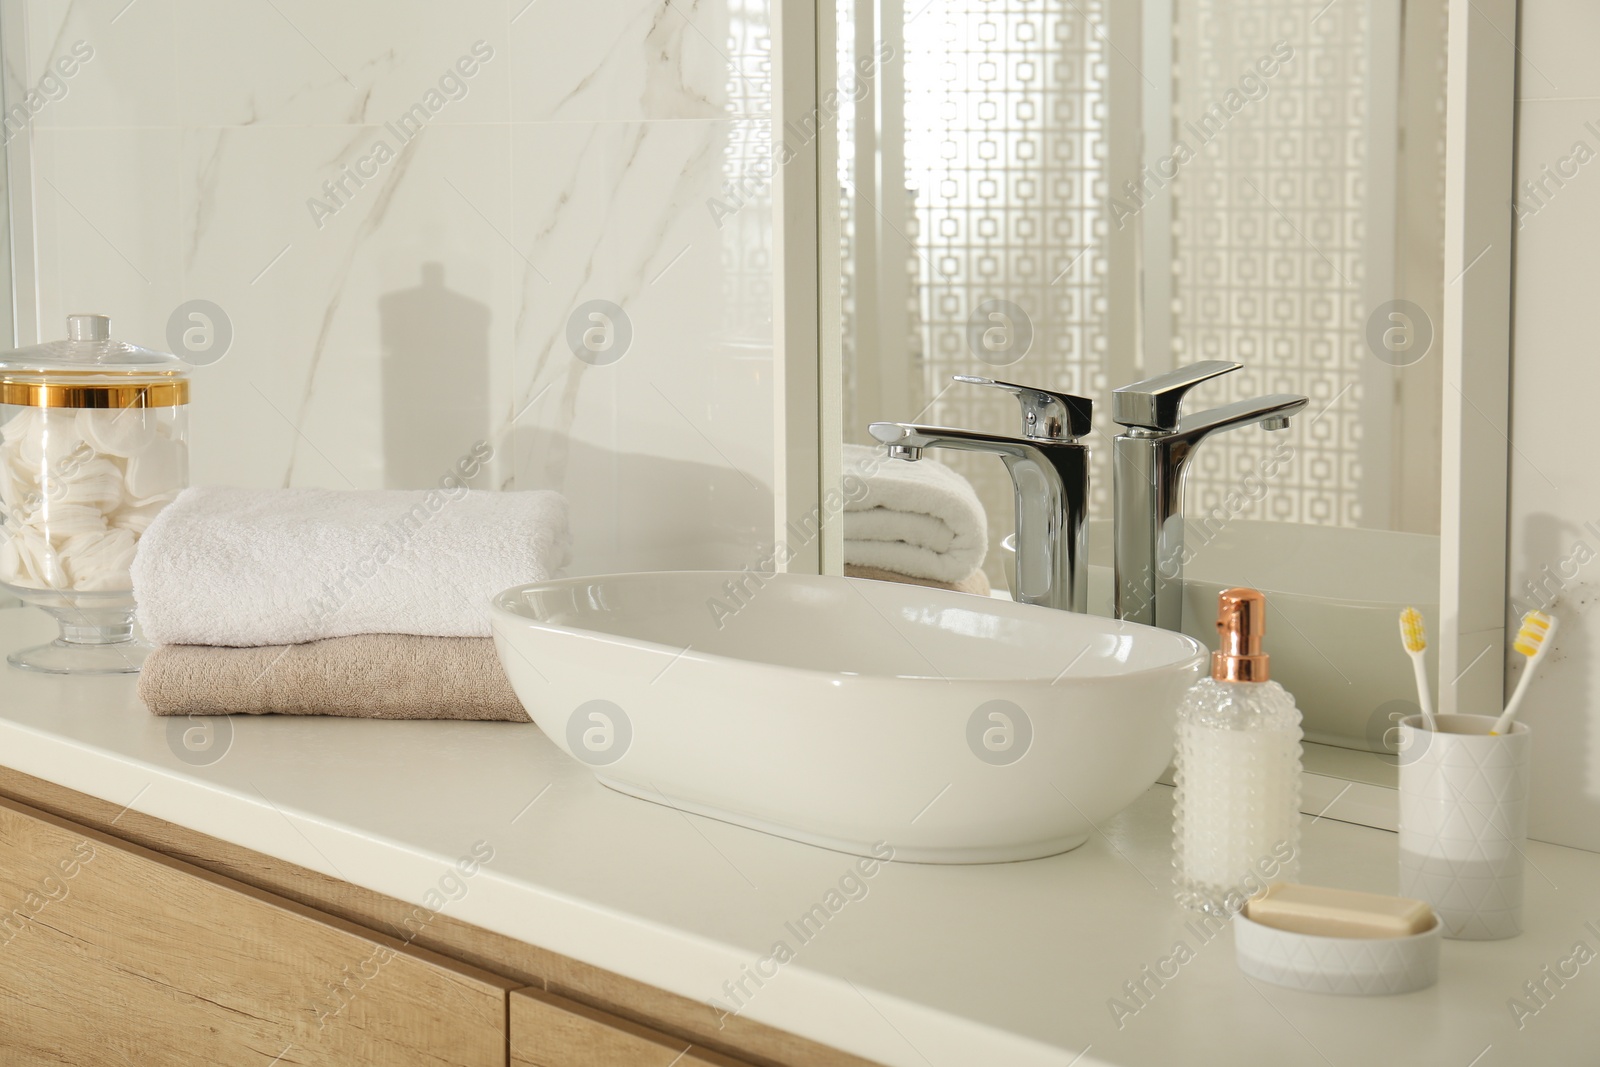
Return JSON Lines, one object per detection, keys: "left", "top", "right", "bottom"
{"left": 1213, "top": 587, "right": 1269, "bottom": 682}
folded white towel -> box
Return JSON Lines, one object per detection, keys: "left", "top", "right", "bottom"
{"left": 132, "top": 486, "right": 570, "bottom": 647}
{"left": 842, "top": 443, "right": 988, "bottom": 584}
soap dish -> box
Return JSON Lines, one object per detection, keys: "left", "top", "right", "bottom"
{"left": 1233, "top": 910, "right": 1441, "bottom": 995}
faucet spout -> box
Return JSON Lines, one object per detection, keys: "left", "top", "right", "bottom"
{"left": 870, "top": 423, "right": 1050, "bottom": 465}
{"left": 1173, "top": 394, "right": 1309, "bottom": 448}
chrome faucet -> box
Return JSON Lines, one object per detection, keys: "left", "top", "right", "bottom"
{"left": 869, "top": 376, "right": 1093, "bottom": 611}
{"left": 1111, "top": 360, "right": 1308, "bottom": 629}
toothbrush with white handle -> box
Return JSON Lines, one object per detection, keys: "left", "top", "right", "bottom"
{"left": 1492, "top": 610, "right": 1558, "bottom": 735}
{"left": 1399, "top": 607, "right": 1436, "bottom": 731}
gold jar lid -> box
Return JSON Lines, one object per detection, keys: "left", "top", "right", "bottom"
{"left": 0, "top": 373, "right": 188, "bottom": 409}
{"left": 0, "top": 314, "right": 189, "bottom": 408}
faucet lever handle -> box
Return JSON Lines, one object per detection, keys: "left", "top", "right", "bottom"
{"left": 1112, "top": 360, "right": 1241, "bottom": 431}
{"left": 952, "top": 375, "right": 1092, "bottom": 441}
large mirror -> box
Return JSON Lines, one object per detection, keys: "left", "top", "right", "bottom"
{"left": 829, "top": 0, "right": 1453, "bottom": 765}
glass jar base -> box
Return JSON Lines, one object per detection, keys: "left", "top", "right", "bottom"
{"left": 0, "top": 588, "right": 148, "bottom": 675}
{"left": 8, "top": 637, "right": 149, "bottom": 675}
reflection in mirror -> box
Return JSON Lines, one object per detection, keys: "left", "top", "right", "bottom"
{"left": 836, "top": 0, "right": 1448, "bottom": 753}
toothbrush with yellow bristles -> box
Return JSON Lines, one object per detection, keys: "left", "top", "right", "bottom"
{"left": 1492, "top": 610, "right": 1559, "bottom": 735}
{"left": 1399, "top": 607, "right": 1436, "bottom": 731}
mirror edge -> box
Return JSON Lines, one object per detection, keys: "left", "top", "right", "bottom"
{"left": 1437, "top": 0, "right": 1516, "bottom": 722}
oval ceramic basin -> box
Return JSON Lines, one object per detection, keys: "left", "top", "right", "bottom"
{"left": 492, "top": 571, "right": 1205, "bottom": 864}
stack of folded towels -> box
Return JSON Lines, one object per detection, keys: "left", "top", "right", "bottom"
{"left": 131, "top": 486, "right": 570, "bottom": 721}
{"left": 841, "top": 443, "right": 990, "bottom": 595}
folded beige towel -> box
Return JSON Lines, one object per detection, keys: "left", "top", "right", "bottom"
{"left": 138, "top": 634, "right": 530, "bottom": 721}
{"left": 845, "top": 563, "right": 991, "bottom": 597}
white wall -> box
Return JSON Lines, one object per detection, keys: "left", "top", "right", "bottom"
{"left": 1509, "top": 0, "right": 1600, "bottom": 851}
{"left": 2, "top": 0, "right": 776, "bottom": 577}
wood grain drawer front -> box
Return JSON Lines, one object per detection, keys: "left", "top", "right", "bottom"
{"left": 511, "top": 987, "right": 754, "bottom": 1067}
{"left": 0, "top": 796, "right": 514, "bottom": 1066}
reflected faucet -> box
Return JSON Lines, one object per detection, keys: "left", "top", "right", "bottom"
{"left": 869, "top": 376, "right": 1093, "bottom": 611}
{"left": 1111, "top": 361, "right": 1308, "bottom": 629}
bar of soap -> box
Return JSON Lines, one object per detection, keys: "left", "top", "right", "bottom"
{"left": 1244, "top": 883, "right": 1435, "bottom": 939}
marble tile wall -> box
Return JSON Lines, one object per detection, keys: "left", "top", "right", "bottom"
{"left": 2, "top": 0, "right": 776, "bottom": 575}
{"left": 1508, "top": 0, "right": 1600, "bottom": 852}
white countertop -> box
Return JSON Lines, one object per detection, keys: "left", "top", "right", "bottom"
{"left": 1, "top": 607, "right": 1597, "bottom": 1067}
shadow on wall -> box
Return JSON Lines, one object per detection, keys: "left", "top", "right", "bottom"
{"left": 380, "top": 263, "right": 491, "bottom": 489}
{"left": 1512, "top": 510, "right": 1596, "bottom": 849}
{"left": 504, "top": 426, "right": 772, "bottom": 576}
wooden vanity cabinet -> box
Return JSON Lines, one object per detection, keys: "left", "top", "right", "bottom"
{"left": 510, "top": 986, "right": 752, "bottom": 1066}
{"left": 0, "top": 778, "right": 867, "bottom": 1067}
{"left": 0, "top": 796, "right": 513, "bottom": 1066}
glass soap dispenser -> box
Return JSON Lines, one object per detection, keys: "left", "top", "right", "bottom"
{"left": 1173, "top": 587, "right": 1303, "bottom": 915}
{"left": 0, "top": 314, "right": 190, "bottom": 674}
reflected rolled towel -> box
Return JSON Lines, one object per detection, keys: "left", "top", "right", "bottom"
{"left": 138, "top": 635, "right": 529, "bottom": 721}
{"left": 841, "top": 443, "right": 988, "bottom": 584}
{"left": 132, "top": 486, "right": 570, "bottom": 646}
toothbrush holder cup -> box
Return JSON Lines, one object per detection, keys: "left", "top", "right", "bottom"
{"left": 1396, "top": 714, "right": 1531, "bottom": 941}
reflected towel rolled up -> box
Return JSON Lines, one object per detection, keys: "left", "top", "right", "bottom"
{"left": 841, "top": 443, "right": 988, "bottom": 584}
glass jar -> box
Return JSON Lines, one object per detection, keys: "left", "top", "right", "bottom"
{"left": 0, "top": 314, "right": 189, "bottom": 673}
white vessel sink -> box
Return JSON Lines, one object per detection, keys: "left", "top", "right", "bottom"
{"left": 492, "top": 572, "right": 1205, "bottom": 864}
